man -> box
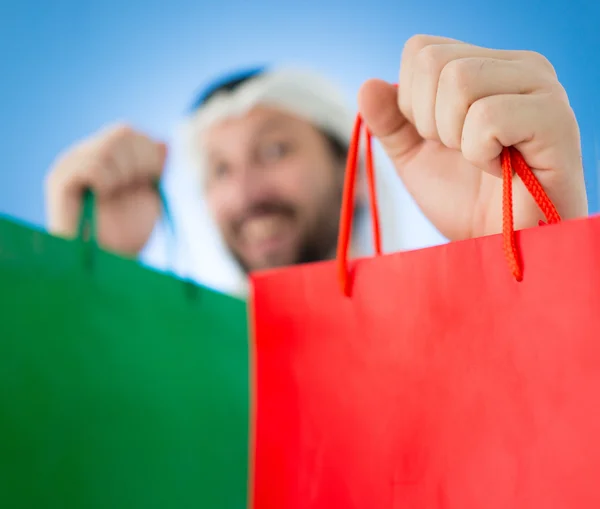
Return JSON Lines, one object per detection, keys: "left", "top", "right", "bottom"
{"left": 45, "top": 35, "right": 588, "bottom": 291}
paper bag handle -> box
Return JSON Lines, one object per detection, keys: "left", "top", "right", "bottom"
{"left": 77, "top": 180, "right": 176, "bottom": 266}
{"left": 336, "top": 95, "right": 562, "bottom": 297}
{"left": 337, "top": 114, "right": 383, "bottom": 254}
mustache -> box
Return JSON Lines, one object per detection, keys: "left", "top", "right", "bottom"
{"left": 232, "top": 200, "right": 296, "bottom": 231}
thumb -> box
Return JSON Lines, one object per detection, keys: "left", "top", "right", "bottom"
{"left": 358, "top": 79, "right": 422, "bottom": 167}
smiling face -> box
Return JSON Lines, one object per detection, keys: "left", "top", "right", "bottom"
{"left": 202, "top": 105, "right": 348, "bottom": 274}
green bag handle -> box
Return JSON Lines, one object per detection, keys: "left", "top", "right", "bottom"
{"left": 77, "top": 181, "right": 176, "bottom": 268}
{"left": 75, "top": 183, "right": 206, "bottom": 303}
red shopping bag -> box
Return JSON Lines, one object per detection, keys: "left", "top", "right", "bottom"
{"left": 249, "top": 114, "right": 600, "bottom": 509}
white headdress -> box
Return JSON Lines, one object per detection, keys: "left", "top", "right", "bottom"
{"left": 178, "top": 66, "right": 356, "bottom": 181}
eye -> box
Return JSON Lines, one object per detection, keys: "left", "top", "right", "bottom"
{"left": 259, "top": 140, "right": 291, "bottom": 162}
{"left": 210, "top": 161, "right": 231, "bottom": 181}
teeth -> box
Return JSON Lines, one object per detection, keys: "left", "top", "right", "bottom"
{"left": 244, "top": 216, "right": 285, "bottom": 244}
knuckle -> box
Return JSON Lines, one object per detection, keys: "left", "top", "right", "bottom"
{"left": 96, "top": 145, "right": 118, "bottom": 171}
{"left": 520, "top": 50, "right": 558, "bottom": 77}
{"left": 548, "top": 81, "right": 570, "bottom": 105}
{"left": 104, "top": 122, "right": 135, "bottom": 143}
{"left": 96, "top": 125, "right": 133, "bottom": 165}
{"left": 439, "top": 130, "right": 460, "bottom": 151}
{"left": 547, "top": 89, "right": 579, "bottom": 135}
{"left": 563, "top": 107, "right": 580, "bottom": 141}
{"left": 468, "top": 98, "right": 496, "bottom": 126}
{"left": 403, "top": 34, "right": 434, "bottom": 57}
{"left": 439, "top": 58, "right": 474, "bottom": 94}
{"left": 45, "top": 146, "right": 82, "bottom": 190}
{"left": 436, "top": 113, "right": 461, "bottom": 149}
{"left": 414, "top": 44, "right": 447, "bottom": 74}
{"left": 414, "top": 116, "right": 438, "bottom": 141}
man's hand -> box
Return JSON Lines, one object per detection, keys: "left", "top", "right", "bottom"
{"left": 359, "top": 35, "right": 588, "bottom": 240}
{"left": 45, "top": 124, "right": 167, "bottom": 256}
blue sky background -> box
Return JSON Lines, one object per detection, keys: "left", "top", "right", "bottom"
{"left": 0, "top": 0, "right": 598, "bottom": 289}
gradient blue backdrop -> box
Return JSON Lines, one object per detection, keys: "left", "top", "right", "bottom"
{"left": 1, "top": 0, "right": 598, "bottom": 224}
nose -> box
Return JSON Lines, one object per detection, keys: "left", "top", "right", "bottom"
{"left": 237, "top": 164, "right": 273, "bottom": 205}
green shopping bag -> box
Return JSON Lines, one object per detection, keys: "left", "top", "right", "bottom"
{"left": 0, "top": 192, "right": 250, "bottom": 508}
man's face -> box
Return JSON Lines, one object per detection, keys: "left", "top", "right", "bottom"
{"left": 202, "top": 105, "right": 346, "bottom": 273}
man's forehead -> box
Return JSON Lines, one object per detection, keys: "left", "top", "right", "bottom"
{"left": 204, "top": 105, "right": 310, "bottom": 139}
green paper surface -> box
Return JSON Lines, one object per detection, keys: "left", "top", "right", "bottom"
{"left": 0, "top": 210, "right": 250, "bottom": 509}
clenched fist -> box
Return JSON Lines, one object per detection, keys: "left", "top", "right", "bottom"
{"left": 45, "top": 124, "right": 167, "bottom": 256}
{"left": 359, "top": 35, "right": 588, "bottom": 240}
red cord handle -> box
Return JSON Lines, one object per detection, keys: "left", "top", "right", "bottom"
{"left": 336, "top": 115, "right": 382, "bottom": 297}
{"left": 500, "top": 146, "right": 562, "bottom": 281}
{"left": 336, "top": 112, "right": 562, "bottom": 297}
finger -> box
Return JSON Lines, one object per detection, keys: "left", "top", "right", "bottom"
{"left": 436, "top": 58, "right": 556, "bottom": 150}
{"left": 399, "top": 35, "right": 554, "bottom": 134}
{"left": 398, "top": 35, "right": 466, "bottom": 125}
{"left": 44, "top": 146, "right": 104, "bottom": 237}
{"left": 462, "top": 92, "right": 587, "bottom": 230}
{"left": 87, "top": 125, "right": 166, "bottom": 190}
{"left": 95, "top": 124, "right": 144, "bottom": 188}
{"left": 409, "top": 45, "right": 527, "bottom": 141}
{"left": 47, "top": 148, "right": 116, "bottom": 199}
{"left": 129, "top": 134, "right": 168, "bottom": 183}
{"left": 358, "top": 78, "right": 422, "bottom": 170}
{"left": 46, "top": 154, "right": 128, "bottom": 238}
{"left": 45, "top": 129, "right": 166, "bottom": 238}
{"left": 461, "top": 92, "right": 579, "bottom": 180}
{"left": 50, "top": 124, "right": 135, "bottom": 196}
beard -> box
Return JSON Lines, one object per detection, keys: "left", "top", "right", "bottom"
{"left": 228, "top": 182, "right": 350, "bottom": 275}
